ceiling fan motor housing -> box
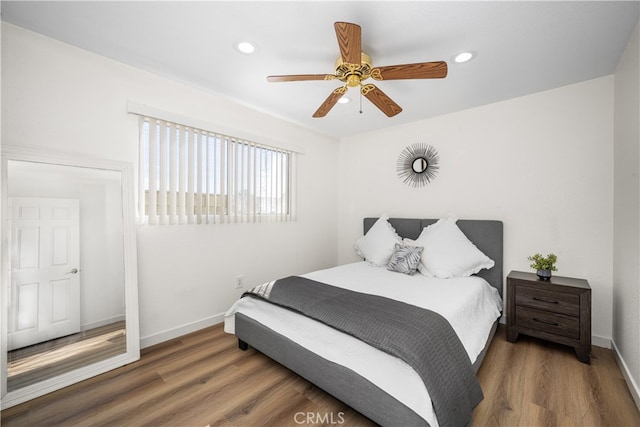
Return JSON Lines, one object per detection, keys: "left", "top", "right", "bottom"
{"left": 335, "top": 52, "right": 374, "bottom": 86}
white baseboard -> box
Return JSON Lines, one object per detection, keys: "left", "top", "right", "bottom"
{"left": 81, "top": 315, "right": 126, "bottom": 331}
{"left": 592, "top": 334, "right": 611, "bottom": 349}
{"left": 140, "top": 313, "right": 225, "bottom": 349}
{"left": 612, "top": 339, "right": 640, "bottom": 412}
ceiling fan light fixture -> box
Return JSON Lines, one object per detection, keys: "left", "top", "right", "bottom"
{"left": 338, "top": 96, "right": 351, "bottom": 104}
{"left": 235, "top": 40, "right": 258, "bottom": 54}
{"left": 454, "top": 51, "right": 474, "bottom": 63}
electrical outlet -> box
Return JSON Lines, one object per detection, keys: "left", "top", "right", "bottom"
{"left": 235, "top": 275, "right": 244, "bottom": 289}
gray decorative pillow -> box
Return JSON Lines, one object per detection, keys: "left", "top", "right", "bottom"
{"left": 387, "top": 243, "right": 424, "bottom": 275}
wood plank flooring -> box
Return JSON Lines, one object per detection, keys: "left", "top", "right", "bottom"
{"left": 2, "top": 323, "right": 639, "bottom": 426}
{"left": 7, "top": 322, "right": 126, "bottom": 391}
{"left": 474, "top": 327, "right": 640, "bottom": 426}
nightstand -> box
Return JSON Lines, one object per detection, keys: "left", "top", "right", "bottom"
{"left": 506, "top": 270, "right": 591, "bottom": 363}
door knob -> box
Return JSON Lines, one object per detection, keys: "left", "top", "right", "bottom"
{"left": 66, "top": 268, "right": 79, "bottom": 274}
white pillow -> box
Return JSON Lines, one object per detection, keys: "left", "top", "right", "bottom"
{"left": 355, "top": 216, "right": 402, "bottom": 266}
{"left": 409, "top": 217, "right": 495, "bottom": 278}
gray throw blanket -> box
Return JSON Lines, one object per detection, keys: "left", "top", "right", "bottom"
{"left": 243, "top": 276, "right": 483, "bottom": 427}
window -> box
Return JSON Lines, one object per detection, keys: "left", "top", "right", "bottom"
{"left": 137, "top": 116, "right": 295, "bottom": 225}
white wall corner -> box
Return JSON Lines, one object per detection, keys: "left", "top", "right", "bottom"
{"left": 612, "top": 339, "right": 640, "bottom": 412}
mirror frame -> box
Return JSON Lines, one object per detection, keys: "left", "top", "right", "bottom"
{"left": 0, "top": 145, "right": 140, "bottom": 409}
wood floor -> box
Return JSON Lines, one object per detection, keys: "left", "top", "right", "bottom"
{"left": 7, "top": 322, "right": 126, "bottom": 391}
{"left": 474, "top": 328, "right": 640, "bottom": 427}
{"left": 2, "top": 323, "right": 639, "bottom": 426}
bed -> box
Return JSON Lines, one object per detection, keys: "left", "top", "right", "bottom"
{"left": 224, "top": 217, "right": 503, "bottom": 426}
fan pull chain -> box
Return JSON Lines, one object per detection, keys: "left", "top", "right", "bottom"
{"left": 359, "top": 88, "right": 363, "bottom": 114}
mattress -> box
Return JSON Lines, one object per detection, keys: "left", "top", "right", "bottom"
{"left": 224, "top": 261, "right": 503, "bottom": 426}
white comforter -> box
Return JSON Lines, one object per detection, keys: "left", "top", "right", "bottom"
{"left": 224, "top": 262, "right": 502, "bottom": 426}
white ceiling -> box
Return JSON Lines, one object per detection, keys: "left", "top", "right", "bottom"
{"left": 2, "top": 1, "right": 638, "bottom": 139}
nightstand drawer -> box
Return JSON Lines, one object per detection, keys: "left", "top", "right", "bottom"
{"left": 515, "top": 285, "right": 579, "bottom": 316}
{"left": 515, "top": 306, "right": 580, "bottom": 339}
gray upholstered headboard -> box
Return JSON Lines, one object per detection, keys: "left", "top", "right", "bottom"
{"left": 364, "top": 218, "right": 504, "bottom": 297}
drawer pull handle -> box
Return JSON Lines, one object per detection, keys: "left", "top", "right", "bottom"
{"left": 532, "top": 297, "right": 559, "bottom": 304}
{"left": 533, "top": 318, "right": 559, "bottom": 327}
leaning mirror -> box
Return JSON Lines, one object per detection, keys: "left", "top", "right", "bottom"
{"left": 1, "top": 146, "right": 140, "bottom": 409}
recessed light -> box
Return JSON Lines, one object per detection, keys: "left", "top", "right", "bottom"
{"left": 235, "top": 41, "right": 258, "bottom": 54}
{"left": 338, "top": 96, "right": 351, "bottom": 104}
{"left": 454, "top": 51, "right": 474, "bottom": 63}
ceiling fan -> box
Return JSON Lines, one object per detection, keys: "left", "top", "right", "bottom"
{"left": 267, "top": 21, "right": 448, "bottom": 118}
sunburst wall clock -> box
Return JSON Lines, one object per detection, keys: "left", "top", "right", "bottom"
{"left": 396, "top": 143, "right": 440, "bottom": 188}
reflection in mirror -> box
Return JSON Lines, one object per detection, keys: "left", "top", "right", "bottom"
{"left": 7, "top": 161, "right": 126, "bottom": 391}
{"left": 1, "top": 147, "right": 139, "bottom": 410}
{"left": 6, "top": 161, "right": 126, "bottom": 391}
{"left": 412, "top": 157, "right": 428, "bottom": 174}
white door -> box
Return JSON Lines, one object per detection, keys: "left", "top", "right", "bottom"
{"left": 7, "top": 197, "right": 81, "bottom": 351}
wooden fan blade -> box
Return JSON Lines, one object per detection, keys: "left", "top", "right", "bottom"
{"left": 334, "top": 22, "right": 361, "bottom": 65}
{"left": 267, "top": 74, "right": 335, "bottom": 82}
{"left": 361, "top": 84, "right": 402, "bottom": 117}
{"left": 372, "top": 61, "right": 448, "bottom": 80}
{"left": 313, "top": 87, "right": 347, "bottom": 118}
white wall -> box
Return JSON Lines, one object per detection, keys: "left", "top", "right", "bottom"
{"left": 1, "top": 23, "right": 340, "bottom": 345}
{"left": 338, "top": 77, "right": 614, "bottom": 344}
{"left": 613, "top": 20, "right": 640, "bottom": 406}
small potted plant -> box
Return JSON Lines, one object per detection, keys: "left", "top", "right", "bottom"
{"left": 527, "top": 253, "right": 558, "bottom": 281}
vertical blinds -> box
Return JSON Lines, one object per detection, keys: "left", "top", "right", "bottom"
{"left": 138, "top": 115, "right": 296, "bottom": 225}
